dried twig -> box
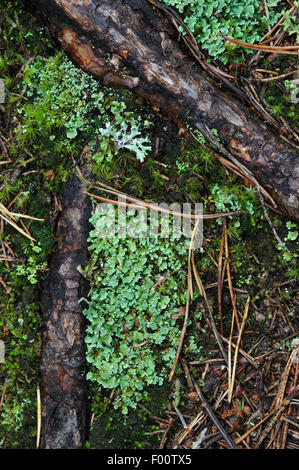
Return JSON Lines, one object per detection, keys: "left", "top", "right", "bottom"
{"left": 87, "top": 190, "right": 240, "bottom": 220}
{"left": 36, "top": 385, "right": 41, "bottom": 449}
{"left": 228, "top": 296, "right": 250, "bottom": 402}
{"left": 176, "top": 411, "right": 205, "bottom": 446}
{"left": 253, "top": 68, "right": 299, "bottom": 82}
{"left": 180, "top": 358, "right": 194, "bottom": 392}
{"left": 0, "top": 201, "right": 43, "bottom": 242}
{"left": 219, "top": 33, "right": 299, "bottom": 55}
{"left": 192, "top": 263, "right": 228, "bottom": 364}
{"left": 224, "top": 220, "right": 241, "bottom": 334}
{"left": 259, "top": 5, "right": 297, "bottom": 43}
{"left": 169, "top": 252, "right": 192, "bottom": 382}
{"left": 192, "top": 376, "right": 237, "bottom": 449}
{"left": 221, "top": 335, "right": 259, "bottom": 368}
{"left": 217, "top": 222, "right": 225, "bottom": 336}
{"left": 0, "top": 379, "right": 10, "bottom": 409}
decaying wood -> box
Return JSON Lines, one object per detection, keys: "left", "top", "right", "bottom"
{"left": 23, "top": 0, "right": 298, "bottom": 220}
{"left": 39, "top": 167, "right": 92, "bottom": 448}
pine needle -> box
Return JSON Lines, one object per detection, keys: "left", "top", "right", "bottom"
{"left": 228, "top": 296, "right": 250, "bottom": 403}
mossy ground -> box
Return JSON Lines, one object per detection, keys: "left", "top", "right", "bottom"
{"left": 0, "top": 0, "right": 298, "bottom": 449}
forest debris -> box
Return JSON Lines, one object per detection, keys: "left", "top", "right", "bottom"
{"left": 176, "top": 411, "right": 205, "bottom": 446}
{"left": 192, "top": 376, "right": 237, "bottom": 449}
{"left": 0, "top": 379, "right": 10, "bottom": 407}
{"left": 192, "top": 262, "right": 227, "bottom": 364}
{"left": 217, "top": 221, "right": 225, "bottom": 336}
{"left": 259, "top": 4, "right": 298, "bottom": 43}
{"left": 224, "top": 220, "right": 241, "bottom": 334}
{"left": 88, "top": 186, "right": 241, "bottom": 220}
{"left": 168, "top": 256, "right": 191, "bottom": 382}
{"left": 228, "top": 297, "right": 250, "bottom": 402}
{"left": 0, "top": 201, "right": 43, "bottom": 242}
{"left": 221, "top": 335, "right": 259, "bottom": 368}
{"left": 0, "top": 277, "right": 11, "bottom": 293}
{"left": 180, "top": 358, "right": 194, "bottom": 392}
{"left": 219, "top": 33, "right": 299, "bottom": 55}
{"left": 36, "top": 385, "right": 41, "bottom": 449}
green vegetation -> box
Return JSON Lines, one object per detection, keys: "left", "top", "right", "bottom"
{"left": 0, "top": 1, "right": 56, "bottom": 447}
{"left": 264, "top": 75, "right": 299, "bottom": 129}
{"left": 0, "top": 1, "right": 157, "bottom": 444}
{"left": 0, "top": 0, "right": 298, "bottom": 449}
{"left": 19, "top": 54, "right": 152, "bottom": 170}
{"left": 163, "top": 0, "right": 282, "bottom": 62}
{"left": 82, "top": 206, "right": 190, "bottom": 414}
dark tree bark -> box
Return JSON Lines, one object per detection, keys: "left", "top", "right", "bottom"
{"left": 23, "top": 0, "right": 298, "bottom": 220}
{"left": 39, "top": 167, "right": 92, "bottom": 448}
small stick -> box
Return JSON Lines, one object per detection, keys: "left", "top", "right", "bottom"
{"left": 3, "top": 240, "right": 15, "bottom": 258}
{"left": 173, "top": 402, "right": 188, "bottom": 429}
{"left": 36, "top": 385, "right": 41, "bottom": 449}
{"left": 221, "top": 335, "right": 259, "bottom": 368}
{"left": 169, "top": 271, "right": 191, "bottom": 381}
{"left": 235, "top": 408, "right": 276, "bottom": 445}
{"left": 1, "top": 239, "right": 9, "bottom": 270}
{"left": 219, "top": 33, "right": 299, "bottom": 55}
{"left": 151, "top": 269, "right": 178, "bottom": 290}
{"left": 191, "top": 376, "right": 238, "bottom": 449}
{"left": 180, "top": 358, "right": 194, "bottom": 392}
{"left": 0, "top": 256, "right": 23, "bottom": 262}
{"left": 259, "top": 5, "right": 297, "bottom": 42}
{"left": 0, "top": 277, "right": 11, "bottom": 293}
{"left": 0, "top": 213, "right": 35, "bottom": 241}
{"left": 19, "top": 218, "right": 34, "bottom": 246}
{"left": 217, "top": 221, "right": 225, "bottom": 336}
{"left": 138, "top": 404, "right": 168, "bottom": 425}
{"left": 159, "top": 425, "right": 170, "bottom": 449}
{"left": 192, "top": 266, "right": 228, "bottom": 364}
{"left": 275, "top": 347, "right": 298, "bottom": 409}
{"left": 263, "top": 0, "right": 272, "bottom": 38}
{"left": 87, "top": 191, "right": 241, "bottom": 220}
{"left": 254, "top": 69, "right": 299, "bottom": 82}
{"left": 0, "top": 379, "right": 10, "bottom": 408}
{"left": 280, "top": 406, "right": 290, "bottom": 449}
{"left": 169, "top": 216, "right": 203, "bottom": 381}
{"left": 224, "top": 221, "right": 241, "bottom": 334}
{"left": 189, "top": 358, "right": 226, "bottom": 365}
{"left": 254, "top": 389, "right": 298, "bottom": 449}
{"left": 254, "top": 406, "right": 284, "bottom": 448}
{"left": 90, "top": 412, "right": 95, "bottom": 428}
{"left": 227, "top": 307, "right": 235, "bottom": 405}
{"left": 228, "top": 297, "right": 250, "bottom": 402}
{"left": 176, "top": 412, "right": 205, "bottom": 446}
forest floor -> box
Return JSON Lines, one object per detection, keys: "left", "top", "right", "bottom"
{"left": 0, "top": 0, "right": 298, "bottom": 449}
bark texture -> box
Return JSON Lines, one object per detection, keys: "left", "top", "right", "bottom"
{"left": 39, "top": 168, "right": 92, "bottom": 449}
{"left": 23, "top": 0, "right": 299, "bottom": 220}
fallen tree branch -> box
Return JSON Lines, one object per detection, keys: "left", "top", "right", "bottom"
{"left": 39, "top": 165, "right": 92, "bottom": 448}
{"left": 22, "top": 0, "right": 299, "bottom": 221}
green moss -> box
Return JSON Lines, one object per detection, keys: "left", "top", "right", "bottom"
{"left": 263, "top": 73, "right": 299, "bottom": 129}
{"left": 0, "top": 176, "right": 52, "bottom": 447}
{"left": 89, "top": 384, "right": 171, "bottom": 449}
